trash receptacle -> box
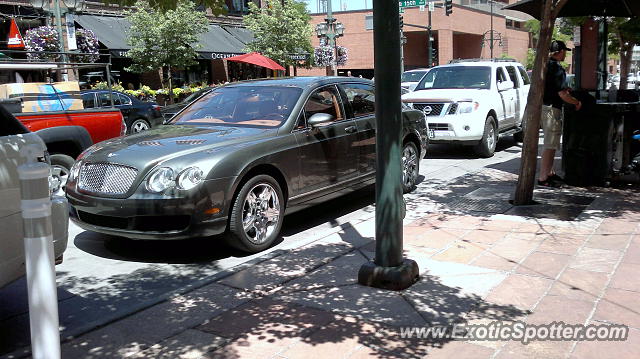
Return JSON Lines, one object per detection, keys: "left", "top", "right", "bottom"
{"left": 562, "top": 91, "right": 639, "bottom": 186}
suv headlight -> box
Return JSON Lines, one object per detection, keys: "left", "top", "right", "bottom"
{"left": 146, "top": 167, "right": 175, "bottom": 193}
{"left": 458, "top": 102, "right": 479, "bottom": 114}
{"left": 176, "top": 167, "right": 203, "bottom": 190}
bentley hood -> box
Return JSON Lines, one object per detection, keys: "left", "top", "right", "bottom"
{"left": 80, "top": 125, "right": 277, "bottom": 167}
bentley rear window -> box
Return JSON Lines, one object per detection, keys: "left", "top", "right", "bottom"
{"left": 171, "top": 86, "right": 302, "bottom": 128}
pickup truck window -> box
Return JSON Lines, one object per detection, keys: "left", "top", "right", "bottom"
{"left": 505, "top": 66, "right": 521, "bottom": 88}
{"left": 416, "top": 66, "right": 491, "bottom": 90}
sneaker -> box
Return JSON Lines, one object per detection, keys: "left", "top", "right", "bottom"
{"left": 537, "top": 178, "right": 562, "bottom": 188}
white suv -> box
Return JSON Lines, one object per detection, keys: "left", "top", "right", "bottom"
{"left": 402, "top": 59, "right": 531, "bottom": 157}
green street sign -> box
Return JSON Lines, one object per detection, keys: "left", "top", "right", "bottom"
{"left": 399, "top": 0, "right": 426, "bottom": 8}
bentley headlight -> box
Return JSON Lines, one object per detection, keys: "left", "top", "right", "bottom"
{"left": 458, "top": 102, "right": 479, "bottom": 114}
{"left": 176, "top": 167, "right": 204, "bottom": 190}
{"left": 146, "top": 167, "right": 175, "bottom": 193}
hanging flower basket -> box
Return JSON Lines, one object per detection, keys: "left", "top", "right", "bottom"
{"left": 24, "top": 26, "right": 60, "bottom": 60}
{"left": 314, "top": 45, "right": 348, "bottom": 67}
{"left": 73, "top": 28, "right": 100, "bottom": 63}
{"left": 336, "top": 46, "right": 348, "bottom": 66}
{"left": 314, "top": 46, "right": 334, "bottom": 67}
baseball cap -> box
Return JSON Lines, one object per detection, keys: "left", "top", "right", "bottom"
{"left": 550, "top": 40, "right": 571, "bottom": 53}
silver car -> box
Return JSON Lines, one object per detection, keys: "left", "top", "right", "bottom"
{"left": 0, "top": 107, "right": 68, "bottom": 289}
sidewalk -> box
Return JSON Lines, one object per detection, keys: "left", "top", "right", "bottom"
{"left": 9, "top": 161, "right": 640, "bottom": 358}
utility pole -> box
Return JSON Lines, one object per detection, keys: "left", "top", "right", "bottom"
{"left": 358, "top": 0, "right": 419, "bottom": 291}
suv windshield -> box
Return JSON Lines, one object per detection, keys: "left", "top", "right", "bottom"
{"left": 402, "top": 71, "right": 427, "bottom": 83}
{"left": 171, "top": 86, "right": 302, "bottom": 128}
{"left": 415, "top": 66, "right": 491, "bottom": 90}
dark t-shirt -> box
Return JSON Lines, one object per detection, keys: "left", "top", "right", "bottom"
{"left": 543, "top": 59, "right": 566, "bottom": 109}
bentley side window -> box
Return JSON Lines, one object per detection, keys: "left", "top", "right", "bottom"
{"left": 342, "top": 84, "right": 375, "bottom": 118}
{"left": 303, "top": 85, "right": 343, "bottom": 125}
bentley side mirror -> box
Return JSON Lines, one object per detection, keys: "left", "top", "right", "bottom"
{"left": 308, "top": 113, "right": 334, "bottom": 127}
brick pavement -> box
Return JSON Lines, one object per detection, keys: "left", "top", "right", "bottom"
{"left": 48, "top": 171, "right": 640, "bottom": 359}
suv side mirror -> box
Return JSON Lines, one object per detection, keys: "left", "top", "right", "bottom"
{"left": 308, "top": 113, "right": 334, "bottom": 127}
{"left": 497, "top": 80, "right": 514, "bottom": 92}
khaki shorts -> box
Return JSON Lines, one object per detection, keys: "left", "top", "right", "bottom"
{"left": 541, "top": 105, "right": 563, "bottom": 150}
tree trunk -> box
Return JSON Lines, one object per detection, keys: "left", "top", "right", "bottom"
{"left": 167, "top": 65, "right": 174, "bottom": 105}
{"left": 514, "top": 1, "right": 558, "bottom": 205}
{"left": 618, "top": 34, "right": 633, "bottom": 90}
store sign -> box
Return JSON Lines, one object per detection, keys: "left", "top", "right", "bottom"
{"left": 65, "top": 13, "right": 77, "bottom": 51}
{"left": 201, "top": 52, "right": 244, "bottom": 60}
{"left": 288, "top": 53, "right": 308, "bottom": 61}
{"left": 8, "top": 18, "right": 24, "bottom": 49}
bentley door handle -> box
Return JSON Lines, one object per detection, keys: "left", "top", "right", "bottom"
{"left": 345, "top": 126, "right": 357, "bottom": 133}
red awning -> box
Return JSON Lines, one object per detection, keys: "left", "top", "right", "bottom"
{"left": 225, "top": 52, "right": 285, "bottom": 71}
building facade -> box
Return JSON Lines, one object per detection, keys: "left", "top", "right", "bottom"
{"left": 299, "top": 0, "right": 533, "bottom": 77}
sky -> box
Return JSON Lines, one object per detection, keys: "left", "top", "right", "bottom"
{"left": 303, "top": 0, "right": 374, "bottom": 14}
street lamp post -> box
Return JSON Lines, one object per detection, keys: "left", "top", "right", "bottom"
{"left": 30, "top": 0, "right": 86, "bottom": 58}
{"left": 315, "top": 0, "right": 344, "bottom": 76}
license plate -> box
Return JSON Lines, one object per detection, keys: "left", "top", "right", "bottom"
{"left": 428, "top": 129, "right": 435, "bottom": 139}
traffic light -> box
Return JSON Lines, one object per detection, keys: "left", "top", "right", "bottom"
{"left": 399, "top": 15, "right": 404, "bottom": 29}
{"left": 432, "top": 47, "right": 438, "bottom": 59}
{"left": 445, "top": 0, "right": 453, "bottom": 16}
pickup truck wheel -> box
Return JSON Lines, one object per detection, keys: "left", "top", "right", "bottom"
{"left": 50, "top": 154, "right": 75, "bottom": 195}
{"left": 475, "top": 116, "right": 497, "bottom": 158}
{"left": 225, "top": 175, "right": 284, "bottom": 253}
{"left": 129, "top": 119, "right": 150, "bottom": 134}
{"left": 402, "top": 141, "right": 419, "bottom": 193}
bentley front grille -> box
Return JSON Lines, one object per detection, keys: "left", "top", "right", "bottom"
{"left": 414, "top": 103, "right": 445, "bottom": 116}
{"left": 78, "top": 162, "right": 138, "bottom": 195}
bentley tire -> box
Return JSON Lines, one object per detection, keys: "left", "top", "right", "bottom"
{"left": 225, "top": 175, "right": 284, "bottom": 253}
{"left": 402, "top": 141, "right": 420, "bottom": 193}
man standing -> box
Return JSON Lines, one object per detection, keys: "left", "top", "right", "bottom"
{"left": 538, "top": 40, "right": 582, "bottom": 187}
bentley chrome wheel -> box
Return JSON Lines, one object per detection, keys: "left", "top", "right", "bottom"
{"left": 402, "top": 142, "right": 419, "bottom": 191}
{"left": 242, "top": 183, "right": 281, "bottom": 245}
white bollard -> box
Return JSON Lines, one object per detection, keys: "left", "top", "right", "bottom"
{"left": 18, "top": 144, "right": 61, "bottom": 359}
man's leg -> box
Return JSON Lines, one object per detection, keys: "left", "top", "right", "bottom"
{"left": 539, "top": 148, "right": 556, "bottom": 181}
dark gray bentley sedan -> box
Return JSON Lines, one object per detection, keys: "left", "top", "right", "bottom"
{"left": 66, "top": 77, "right": 428, "bottom": 252}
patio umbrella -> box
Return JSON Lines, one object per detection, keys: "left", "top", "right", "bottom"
{"left": 225, "top": 52, "right": 286, "bottom": 71}
{"left": 504, "top": 0, "right": 640, "bottom": 20}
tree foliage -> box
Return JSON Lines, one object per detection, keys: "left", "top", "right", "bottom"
{"left": 102, "top": 0, "right": 227, "bottom": 15}
{"left": 243, "top": 0, "right": 314, "bottom": 68}
{"left": 125, "top": 0, "right": 209, "bottom": 101}
{"left": 125, "top": 1, "right": 208, "bottom": 74}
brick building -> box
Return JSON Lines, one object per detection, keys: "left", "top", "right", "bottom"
{"left": 299, "top": 0, "right": 533, "bottom": 77}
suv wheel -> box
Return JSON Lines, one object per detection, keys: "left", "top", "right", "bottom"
{"left": 475, "top": 116, "right": 497, "bottom": 158}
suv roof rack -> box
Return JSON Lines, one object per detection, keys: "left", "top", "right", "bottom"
{"left": 449, "top": 58, "right": 518, "bottom": 64}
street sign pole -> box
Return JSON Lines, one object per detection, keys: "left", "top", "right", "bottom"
{"left": 359, "top": 0, "right": 419, "bottom": 291}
